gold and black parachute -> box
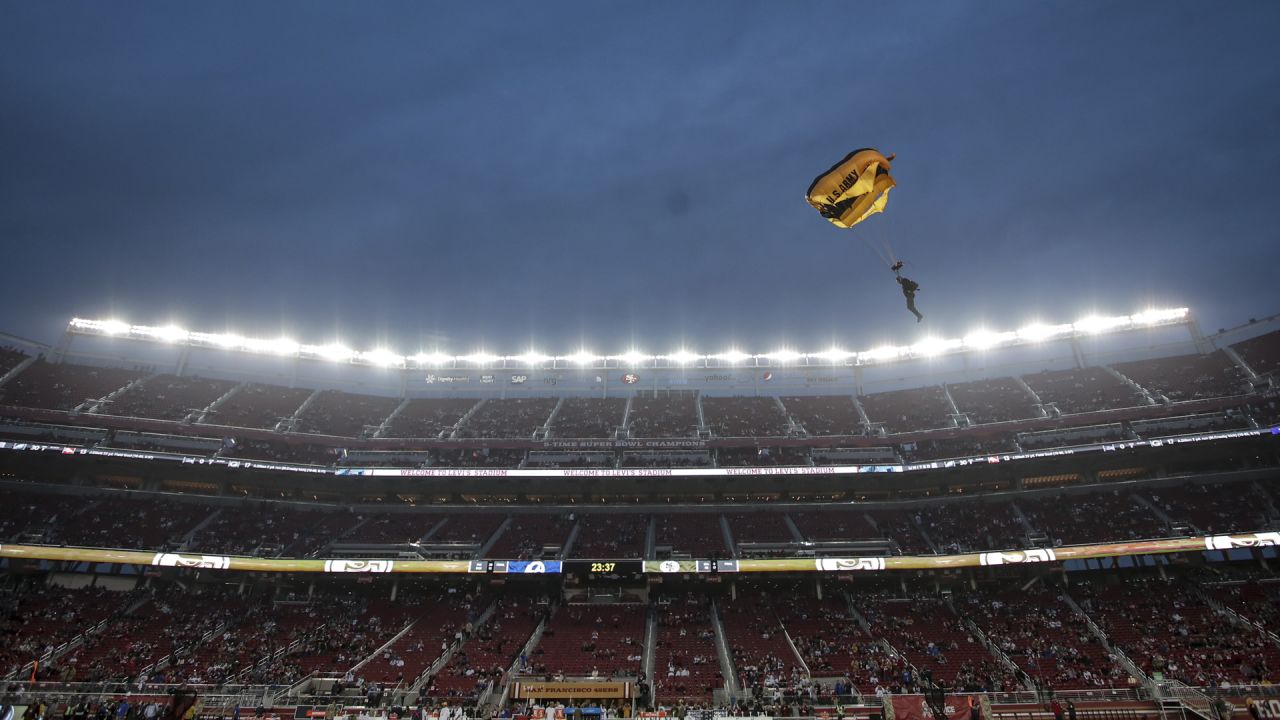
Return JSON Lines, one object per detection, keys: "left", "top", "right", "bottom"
{"left": 806, "top": 148, "right": 895, "bottom": 230}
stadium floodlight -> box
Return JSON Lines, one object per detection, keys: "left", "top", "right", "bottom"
{"left": 812, "top": 347, "right": 855, "bottom": 363}
{"left": 69, "top": 318, "right": 131, "bottom": 336}
{"left": 513, "top": 351, "right": 552, "bottom": 366}
{"left": 191, "top": 332, "right": 245, "bottom": 349}
{"left": 764, "top": 349, "right": 803, "bottom": 364}
{"left": 1073, "top": 314, "right": 1131, "bottom": 334}
{"left": 412, "top": 351, "right": 453, "bottom": 366}
{"left": 132, "top": 324, "right": 189, "bottom": 343}
{"left": 664, "top": 349, "right": 701, "bottom": 365}
{"left": 910, "top": 336, "right": 963, "bottom": 357}
{"left": 306, "top": 343, "right": 357, "bottom": 362}
{"left": 63, "top": 305, "right": 1195, "bottom": 371}
{"left": 563, "top": 350, "right": 600, "bottom": 365}
{"left": 1016, "top": 322, "right": 1073, "bottom": 342}
{"left": 359, "top": 348, "right": 405, "bottom": 367}
{"left": 244, "top": 337, "right": 300, "bottom": 356}
{"left": 459, "top": 351, "right": 500, "bottom": 365}
{"left": 963, "top": 329, "right": 1018, "bottom": 351}
{"left": 613, "top": 350, "right": 650, "bottom": 366}
{"left": 1131, "top": 307, "right": 1189, "bottom": 325}
{"left": 859, "top": 345, "right": 905, "bottom": 362}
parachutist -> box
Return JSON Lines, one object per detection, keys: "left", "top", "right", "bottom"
{"left": 897, "top": 275, "right": 923, "bottom": 322}
{"left": 890, "top": 260, "right": 904, "bottom": 274}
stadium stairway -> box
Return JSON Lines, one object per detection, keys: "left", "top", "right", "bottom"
{"left": 709, "top": 599, "right": 740, "bottom": 697}
{"left": 491, "top": 602, "right": 556, "bottom": 712}
{"left": 945, "top": 596, "right": 1030, "bottom": 690}
{"left": 1060, "top": 591, "right": 1151, "bottom": 690}
{"left": 0, "top": 354, "right": 37, "bottom": 390}
{"left": 643, "top": 605, "right": 657, "bottom": 699}
{"left": 477, "top": 517, "right": 512, "bottom": 558}
{"left": 8, "top": 589, "right": 148, "bottom": 682}
{"left": 841, "top": 589, "right": 919, "bottom": 695}
{"left": 190, "top": 380, "right": 245, "bottom": 425}
{"left": 372, "top": 398, "right": 412, "bottom": 439}
{"left": 1103, "top": 366, "right": 1158, "bottom": 407}
{"left": 1129, "top": 493, "right": 1177, "bottom": 534}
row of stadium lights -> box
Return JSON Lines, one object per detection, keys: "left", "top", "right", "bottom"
{"left": 67, "top": 308, "right": 1189, "bottom": 369}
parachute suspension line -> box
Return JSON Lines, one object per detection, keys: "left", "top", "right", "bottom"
{"left": 864, "top": 214, "right": 898, "bottom": 269}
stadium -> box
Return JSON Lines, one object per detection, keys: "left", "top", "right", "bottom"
{"left": 5, "top": 4, "right": 1280, "bottom": 720}
{"left": 0, "top": 308, "right": 1277, "bottom": 720}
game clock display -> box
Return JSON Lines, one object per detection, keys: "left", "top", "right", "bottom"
{"left": 562, "top": 560, "right": 644, "bottom": 574}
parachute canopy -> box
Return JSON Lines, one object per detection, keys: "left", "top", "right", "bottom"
{"left": 806, "top": 148, "right": 895, "bottom": 230}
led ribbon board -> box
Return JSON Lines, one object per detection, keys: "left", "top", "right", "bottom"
{"left": 1, "top": 531, "right": 1273, "bottom": 574}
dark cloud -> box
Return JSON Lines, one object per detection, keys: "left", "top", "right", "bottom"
{"left": 2, "top": 1, "right": 1277, "bottom": 354}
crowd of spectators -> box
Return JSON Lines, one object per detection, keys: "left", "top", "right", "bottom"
{"left": 1204, "top": 577, "right": 1280, "bottom": 633}
{"left": 1023, "top": 368, "right": 1143, "bottom": 415}
{"left": 0, "top": 346, "right": 29, "bottom": 376}
{"left": 527, "top": 603, "right": 645, "bottom": 677}
{"left": 855, "top": 594, "right": 1019, "bottom": 692}
{"left": 64, "top": 583, "right": 250, "bottom": 683}
{"left": 717, "top": 589, "right": 805, "bottom": 700}
{"left": 384, "top": 398, "right": 479, "bottom": 439}
{"left": 865, "top": 510, "right": 932, "bottom": 555}
{"left": 627, "top": 393, "right": 700, "bottom": 438}
{"left": 1074, "top": 577, "right": 1278, "bottom": 686}
{"left": 343, "top": 512, "right": 441, "bottom": 545}
{"left": 913, "top": 500, "right": 1026, "bottom": 553}
{"left": 486, "top": 514, "right": 573, "bottom": 559}
{"left": 726, "top": 512, "right": 794, "bottom": 545}
{"left": 701, "top": 397, "right": 789, "bottom": 438}
{"left": 1019, "top": 491, "right": 1164, "bottom": 546}
{"left": 104, "top": 375, "right": 239, "bottom": 421}
{"left": 789, "top": 509, "right": 881, "bottom": 542}
{"left": 0, "top": 584, "right": 131, "bottom": 680}
{"left": 295, "top": 390, "right": 401, "bottom": 437}
{"left": 187, "top": 503, "right": 357, "bottom": 557}
{"left": 360, "top": 586, "right": 485, "bottom": 685}
{"left": 1144, "top": 483, "right": 1273, "bottom": 535}
{"left": 549, "top": 398, "right": 626, "bottom": 438}
{"left": 1113, "top": 351, "right": 1249, "bottom": 402}
{"left": 654, "top": 593, "right": 721, "bottom": 703}
{"left": 46, "top": 493, "right": 212, "bottom": 551}
{"left": 202, "top": 383, "right": 313, "bottom": 429}
{"left": 570, "top": 514, "right": 649, "bottom": 558}
{"left": 656, "top": 514, "right": 728, "bottom": 558}
{"left": 1232, "top": 329, "right": 1280, "bottom": 376}
{"left": 959, "top": 586, "right": 1132, "bottom": 689}
{"left": 457, "top": 398, "right": 558, "bottom": 439}
{"left": 0, "top": 360, "right": 146, "bottom": 412}
{"left": 947, "top": 378, "right": 1039, "bottom": 424}
{"left": 858, "top": 387, "right": 954, "bottom": 433}
{"left": 426, "top": 592, "right": 544, "bottom": 702}
{"left": 779, "top": 395, "right": 861, "bottom": 436}
{"left": 432, "top": 514, "right": 506, "bottom": 546}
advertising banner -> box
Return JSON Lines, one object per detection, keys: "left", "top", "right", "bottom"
{"left": 513, "top": 682, "right": 631, "bottom": 699}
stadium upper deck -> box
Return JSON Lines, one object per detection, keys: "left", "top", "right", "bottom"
{"left": 0, "top": 312, "right": 1276, "bottom": 479}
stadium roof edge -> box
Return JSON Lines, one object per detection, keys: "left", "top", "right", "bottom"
{"left": 62, "top": 307, "right": 1194, "bottom": 370}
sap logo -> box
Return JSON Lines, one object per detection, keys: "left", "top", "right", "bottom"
{"left": 510, "top": 375, "right": 528, "bottom": 384}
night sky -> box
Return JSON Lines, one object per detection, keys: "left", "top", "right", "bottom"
{"left": 2, "top": 2, "right": 1278, "bottom": 356}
